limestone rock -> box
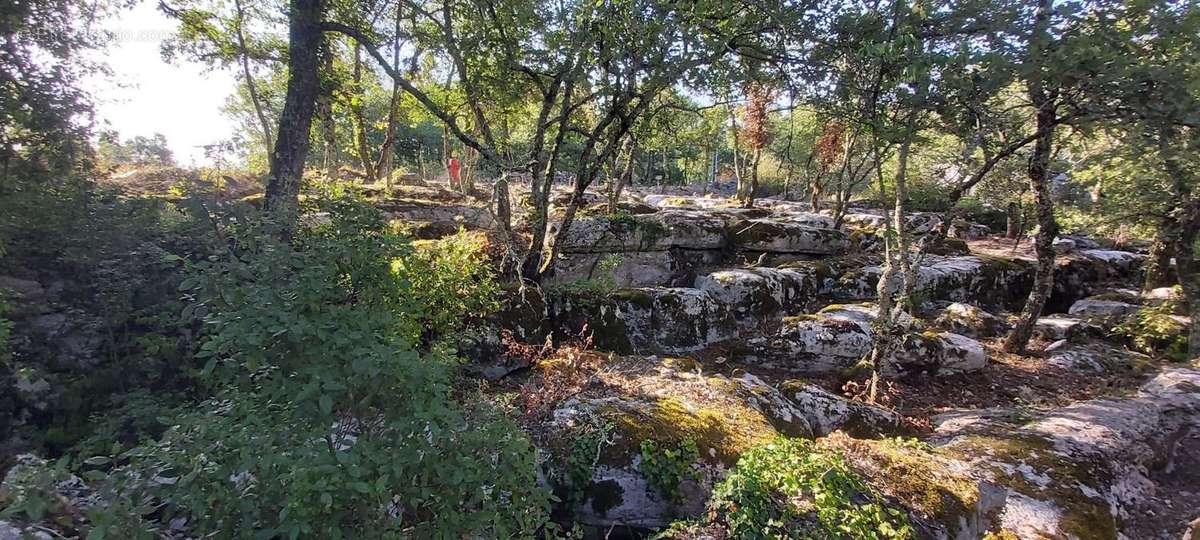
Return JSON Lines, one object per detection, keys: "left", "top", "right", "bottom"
{"left": 776, "top": 380, "right": 905, "bottom": 437}
{"left": 1046, "top": 341, "right": 1152, "bottom": 373}
{"left": 1068, "top": 298, "right": 1140, "bottom": 323}
{"left": 693, "top": 266, "right": 830, "bottom": 324}
{"left": 1053, "top": 237, "right": 1077, "bottom": 254}
{"left": 935, "top": 302, "right": 1010, "bottom": 338}
{"left": 935, "top": 367, "right": 1200, "bottom": 539}
{"left": 576, "top": 286, "right": 734, "bottom": 355}
{"left": 0, "top": 522, "right": 52, "bottom": 540}
{"left": 543, "top": 360, "right": 801, "bottom": 529}
{"left": 728, "top": 218, "right": 849, "bottom": 254}
{"left": 1033, "top": 316, "right": 1099, "bottom": 341}
{"left": 839, "top": 255, "right": 1033, "bottom": 310}
{"left": 551, "top": 210, "right": 728, "bottom": 253}
{"left": 753, "top": 304, "right": 987, "bottom": 376}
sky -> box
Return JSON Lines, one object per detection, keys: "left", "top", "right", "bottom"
{"left": 87, "top": 1, "right": 238, "bottom": 166}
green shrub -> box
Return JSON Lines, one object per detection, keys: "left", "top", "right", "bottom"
{"left": 106, "top": 197, "right": 551, "bottom": 539}
{"left": 1115, "top": 302, "right": 1189, "bottom": 361}
{"left": 905, "top": 183, "right": 954, "bottom": 212}
{"left": 639, "top": 438, "right": 700, "bottom": 503}
{"left": 392, "top": 230, "right": 501, "bottom": 345}
{"left": 707, "top": 437, "right": 913, "bottom": 540}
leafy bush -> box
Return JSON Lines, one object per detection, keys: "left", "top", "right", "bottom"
{"left": 1, "top": 189, "right": 217, "bottom": 455}
{"left": 905, "top": 182, "right": 954, "bottom": 212}
{"left": 104, "top": 197, "right": 551, "bottom": 538}
{"left": 1115, "top": 302, "right": 1189, "bottom": 361}
{"left": 707, "top": 437, "right": 913, "bottom": 540}
{"left": 640, "top": 438, "right": 700, "bottom": 503}
{"left": 392, "top": 229, "right": 501, "bottom": 345}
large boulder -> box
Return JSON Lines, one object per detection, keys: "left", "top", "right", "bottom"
{"left": 934, "top": 302, "right": 1010, "bottom": 338}
{"left": 554, "top": 288, "right": 738, "bottom": 354}
{"left": 613, "top": 288, "right": 738, "bottom": 353}
{"left": 837, "top": 255, "right": 1034, "bottom": 310}
{"left": 550, "top": 210, "right": 729, "bottom": 253}
{"left": 748, "top": 303, "right": 988, "bottom": 376}
{"left": 1050, "top": 249, "right": 1146, "bottom": 312}
{"left": 728, "top": 218, "right": 849, "bottom": 254}
{"left": 538, "top": 356, "right": 907, "bottom": 530}
{"left": 806, "top": 367, "right": 1200, "bottom": 540}
{"left": 542, "top": 358, "right": 808, "bottom": 529}
{"left": 548, "top": 249, "right": 724, "bottom": 288}
{"left": 1034, "top": 316, "right": 1100, "bottom": 341}
{"left": 1068, "top": 298, "right": 1140, "bottom": 323}
{"left": 776, "top": 380, "right": 906, "bottom": 437}
{"left": 931, "top": 367, "right": 1200, "bottom": 539}
{"left": 693, "top": 264, "right": 841, "bottom": 324}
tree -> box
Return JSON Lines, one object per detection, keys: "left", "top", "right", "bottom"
{"left": 1078, "top": 0, "right": 1200, "bottom": 356}
{"left": 737, "top": 81, "right": 773, "bottom": 207}
{"left": 263, "top": 0, "right": 323, "bottom": 237}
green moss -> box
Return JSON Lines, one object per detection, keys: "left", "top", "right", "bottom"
{"left": 730, "top": 219, "right": 788, "bottom": 247}
{"left": 601, "top": 396, "right": 777, "bottom": 467}
{"left": 826, "top": 435, "right": 981, "bottom": 535}
{"left": 610, "top": 288, "right": 655, "bottom": 310}
{"left": 601, "top": 211, "right": 669, "bottom": 249}
{"left": 946, "top": 433, "right": 1118, "bottom": 539}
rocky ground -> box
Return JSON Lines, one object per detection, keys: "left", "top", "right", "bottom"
{"left": 450, "top": 182, "right": 1194, "bottom": 539}
{"left": 3, "top": 178, "right": 1196, "bottom": 539}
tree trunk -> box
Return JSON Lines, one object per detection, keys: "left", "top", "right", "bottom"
{"left": 377, "top": 14, "right": 403, "bottom": 191}
{"left": 264, "top": 0, "right": 322, "bottom": 239}
{"left": 866, "top": 145, "right": 898, "bottom": 403}
{"left": 609, "top": 139, "right": 636, "bottom": 213}
{"left": 233, "top": 0, "right": 273, "bottom": 155}
{"left": 317, "top": 41, "right": 337, "bottom": 177}
{"left": 1144, "top": 225, "right": 1177, "bottom": 290}
{"left": 744, "top": 146, "right": 761, "bottom": 208}
{"left": 350, "top": 44, "right": 375, "bottom": 183}
{"left": 1004, "top": 13, "right": 1058, "bottom": 354}
{"left": 1006, "top": 201, "right": 1021, "bottom": 239}
{"left": 810, "top": 177, "right": 823, "bottom": 212}
{"left": 1178, "top": 222, "right": 1199, "bottom": 358}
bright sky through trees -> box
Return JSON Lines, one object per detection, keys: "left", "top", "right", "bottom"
{"left": 87, "top": 1, "right": 236, "bottom": 165}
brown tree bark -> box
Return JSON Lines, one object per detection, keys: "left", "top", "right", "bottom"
{"left": 350, "top": 44, "right": 376, "bottom": 183}
{"left": 264, "top": 0, "right": 323, "bottom": 239}
{"left": 1144, "top": 227, "right": 1176, "bottom": 290}
{"left": 376, "top": 12, "right": 403, "bottom": 191}
{"left": 1006, "top": 201, "right": 1021, "bottom": 239}
{"left": 744, "top": 146, "right": 761, "bottom": 208}
{"left": 608, "top": 138, "right": 636, "bottom": 213}
{"left": 1004, "top": 0, "right": 1059, "bottom": 354}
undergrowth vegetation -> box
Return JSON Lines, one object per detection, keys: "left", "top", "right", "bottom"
{"left": 702, "top": 437, "right": 914, "bottom": 539}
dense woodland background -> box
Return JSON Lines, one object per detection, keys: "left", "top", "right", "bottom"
{"left": 0, "top": 0, "right": 1197, "bottom": 538}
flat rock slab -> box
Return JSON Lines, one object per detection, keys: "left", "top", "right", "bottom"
{"left": 729, "top": 218, "right": 850, "bottom": 254}
{"left": 936, "top": 367, "right": 1200, "bottom": 539}
{"left": 547, "top": 249, "right": 725, "bottom": 288}
{"left": 838, "top": 255, "right": 1034, "bottom": 309}
{"left": 551, "top": 209, "right": 729, "bottom": 253}
{"left": 749, "top": 303, "right": 987, "bottom": 375}
{"left": 378, "top": 199, "right": 494, "bottom": 229}
{"left": 1068, "top": 298, "right": 1141, "bottom": 322}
